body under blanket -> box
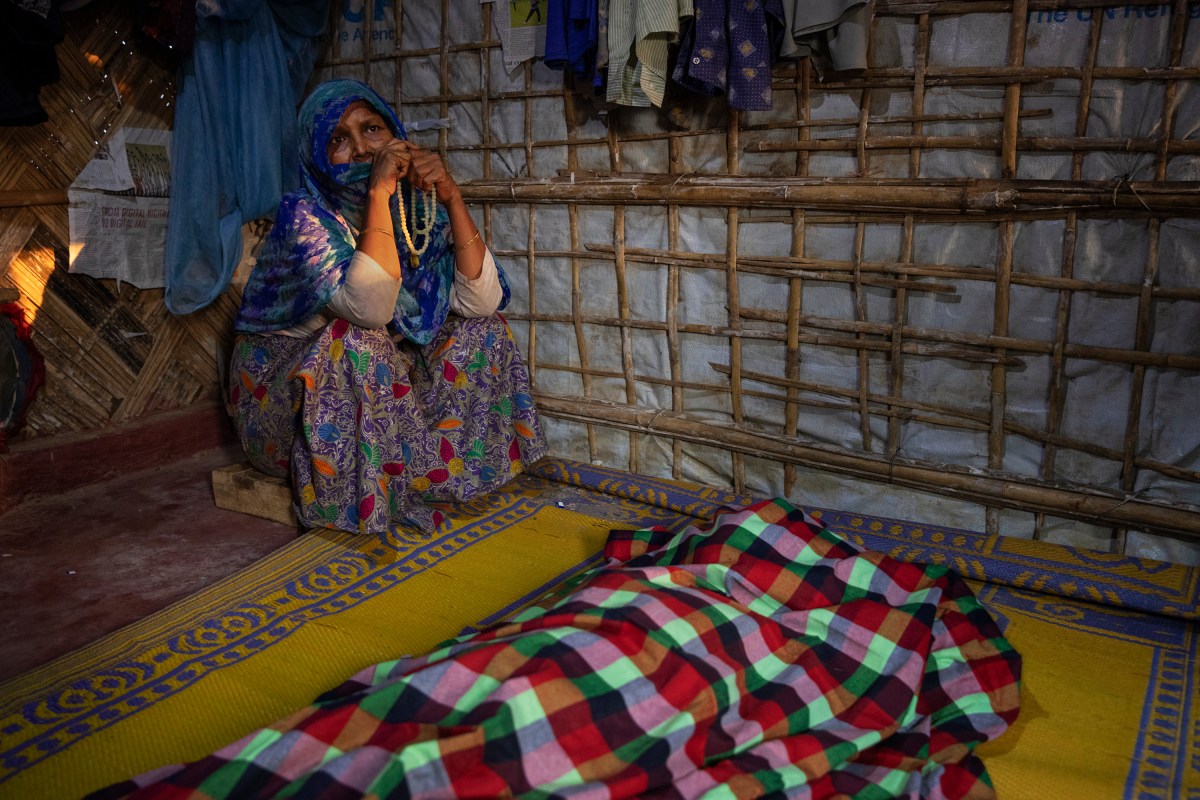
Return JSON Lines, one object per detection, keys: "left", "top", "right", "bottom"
{"left": 94, "top": 499, "right": 1021, "bottom": 799}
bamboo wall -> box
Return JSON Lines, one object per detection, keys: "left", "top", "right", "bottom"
{"left": 319, "top": 0, "right": 1200, "bottom": 559}
{"left": 0, "top": 2, "right": 236, "bottom": 443}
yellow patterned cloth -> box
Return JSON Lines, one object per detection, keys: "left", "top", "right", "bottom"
{"left": 0, "top": 458, "right": 1195, "bottom": 799}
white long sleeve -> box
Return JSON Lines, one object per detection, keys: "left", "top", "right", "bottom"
{"left": 276, "top": 250, "right": 400, "bottom": 337}
{"left": 275, "top": 248, "right": 502, "bottom": 338}
{"left": 449, "top": 248, "right": 504, "bottom": 318}
{"left": 327, "top": 250, "right": 402, "bottom": 328}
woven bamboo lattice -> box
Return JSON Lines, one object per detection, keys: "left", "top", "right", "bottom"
{"left": 317, "top": 0, "right": 1200, "bottom": 554}
{"left": 0, "top": 6, "right": 236, "bottom": 442}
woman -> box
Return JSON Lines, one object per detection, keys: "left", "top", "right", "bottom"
{"left": 230, "top": 79, "right": 546, "bottom": 536}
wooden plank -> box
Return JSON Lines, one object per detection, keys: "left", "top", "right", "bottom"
{"left": 211, "top": 463, "right": 298, "bottom": 527}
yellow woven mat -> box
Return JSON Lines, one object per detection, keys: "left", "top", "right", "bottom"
{"left": 974, "top": 582, "right": 1199, "bottom": 799}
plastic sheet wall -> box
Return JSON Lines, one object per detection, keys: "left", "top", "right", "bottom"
{"left": 319, "top": 0, "right": 1200, "bottom": 564}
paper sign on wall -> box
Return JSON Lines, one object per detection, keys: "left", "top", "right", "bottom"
{"left": 68, "top": 127, "right": 171, "bottom": 289}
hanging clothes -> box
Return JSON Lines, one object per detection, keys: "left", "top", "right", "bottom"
{"left": 593, "top": 0, "right": 609, "bottom": 93}
{"left": 605, "top": 0, "right": 692, "bottom": 108}
{"left": 544, "top": 0, "right": 599, "bottom": 82}
{"left": 671, "top": 0, "right": 784, "bottom": 112}
{"left": 779, "top": 0, "right": 871, "bottom": 72}
{"left": 163, "top": 0, "right": 328, "bottom": 315}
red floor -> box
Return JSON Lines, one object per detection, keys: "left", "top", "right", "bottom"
{"left": 0, "top": 443, "right": 299, "bottom": 683}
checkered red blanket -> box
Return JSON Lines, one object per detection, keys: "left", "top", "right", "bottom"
{"left": 97, "top": 498, "right": 1021, "bottom": 799}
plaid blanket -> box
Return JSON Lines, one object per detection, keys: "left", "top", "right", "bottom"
{"left": 95, "top": 499, "right": 1021, "bottom": 799}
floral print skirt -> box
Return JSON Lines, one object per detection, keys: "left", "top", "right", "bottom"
{"left": 230, "top": 315, "right": 547, "bottom": 534}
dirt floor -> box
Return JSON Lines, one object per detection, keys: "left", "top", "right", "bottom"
{"left": 0, "top": 443, "right": 298, "bottom": 683}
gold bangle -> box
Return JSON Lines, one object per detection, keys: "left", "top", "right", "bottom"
{"left": 359, "top": 226, "right": 394, "bottom": 237}
{"left": 455, "top": 231, "right": 482, "bottom": 251}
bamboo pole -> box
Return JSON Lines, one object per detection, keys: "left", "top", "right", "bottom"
{"left": 564, "top": 78, "right": 599, "bottom": 466}
{"left": 444, "top": 109, "right": 1052, "bottom": 154}
{"left": 609, "top": 116, "right": 634, "bottom": 469}
{"left": 705, "top": 361, "right": 1200, "bottom": 485}
{"left": 0, "top": 189, "right": 69, "bottom": 209}
{"left": 1038, "top": 9, "right": 1101, "bottom": 540}
{"left": 985, "top": 0, "right": 1026, "bottom": 535}
{"left": 989, "top": 220, "right": 1015, "bottom": 537}
{"left": 436, "top": 0, "right": 450, "bottom": 156}
{"left": 507, "top": 304, "right": 1200, "bottom": 372}
{"left": 888, "top": 10, "right": 929, "bottom": 462}
{"left": 852, "top": 17, "right": 877, "bottom": 455}
{"left": 461, "top": 176, "right": 1200, "bottom": 214}
{"left": 745, "top": 136, "right": 1200, "bottom": 155}
{"left": 746, "top": 306, "right": 1200, "bottom": 371}
{"left": 533, "top": 395, "right": 1200, "bottom": 542}
{"left": 792, "top": 108, "right": 1051, "bottom": 129}
{"left": 727, "top": 109, "right": 746, "bottom": 493}
{"left": 741, "top": 312, "right": 1028, "bottom": 366}
{"left": 1156, "top": 0, "right": 1189, "bottom": 182}
{"left": 479, "top": 0, "right": 495, "bottom": 321}
{"left": 668, "top": 132, "right": 684, "bottom": 480}
{"left": 783, "top": 58, "right": 813, "bottom": 496}
{"left": 785, "top": 65, "right": 1200, "bottom": 84}
{"left": 583, "top": 242, "right": 1200, "bottom": 301}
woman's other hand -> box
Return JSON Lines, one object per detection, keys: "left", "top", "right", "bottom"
{"left": 405, "top": 144, "right": 463, "bottom": 207}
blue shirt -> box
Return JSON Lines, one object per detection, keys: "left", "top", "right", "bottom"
{"left": 544, "top": 0, "right": 600, "bottom": 81}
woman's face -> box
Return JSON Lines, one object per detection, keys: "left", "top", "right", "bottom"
{"left": 327, "top": 100, "right": 394, "bottom": 165}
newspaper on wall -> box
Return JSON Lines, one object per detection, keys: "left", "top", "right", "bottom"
{"left": 482, "top": 0, "right": 546, "bottom": 72}
{"left": 68, "top": 127, "right": 172, "bottom": 289}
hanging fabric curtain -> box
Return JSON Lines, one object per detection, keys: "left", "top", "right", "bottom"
{"left": 164, "top": 0, "right": 329, "bottom": 315}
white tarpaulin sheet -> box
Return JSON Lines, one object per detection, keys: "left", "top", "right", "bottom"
{"left": 329, "top": 1, "right": 1199, "bottom": 564}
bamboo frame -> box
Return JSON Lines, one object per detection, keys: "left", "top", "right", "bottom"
{"left": 535, "top": 394, "right": 1200, "bottom": 542}
{"left": 436, "top": 0, "right": 1193, "bottom": 549}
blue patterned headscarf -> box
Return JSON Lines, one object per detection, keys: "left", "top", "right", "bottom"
{"left": 234, "top": 79, "right": 508, "bottom": 344}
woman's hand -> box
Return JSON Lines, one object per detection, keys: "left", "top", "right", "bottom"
{"left": 405, "top": 144, "right": 463, "bottom": 207}
{"left": 406, "top": 143, "right": 483, "bottom": 279}
{"left": 368, "top": 139, "right": 413, "bottom": 197}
